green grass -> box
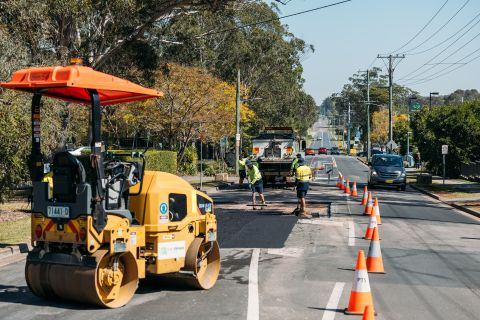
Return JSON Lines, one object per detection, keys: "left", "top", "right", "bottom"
{"left": 0, "top": 217, "right": 30, "bottom": 245}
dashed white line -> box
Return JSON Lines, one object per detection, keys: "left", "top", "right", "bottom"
{"left": 247, "top": 248, "right": 260, "bottom": 320}
{"left": 348, "top": 221, "right": 355, "bottom": 246}
{"left": 322, "top": 282, "right": 345, "bottom": 320}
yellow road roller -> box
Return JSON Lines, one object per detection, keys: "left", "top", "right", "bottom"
{"left": 0, "top": 64, "right": 220, "bottom": 308}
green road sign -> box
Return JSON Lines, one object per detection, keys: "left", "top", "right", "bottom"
{"left": 409, "top": 102, "right": 422, "bottom": 112}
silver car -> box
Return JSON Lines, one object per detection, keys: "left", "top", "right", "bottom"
{"left": 368, "top": 154, "right": 407, "bottom": 191}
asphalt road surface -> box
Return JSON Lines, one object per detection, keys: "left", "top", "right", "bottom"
{"left": 1, "top": 120, "right": 480, "bottom": 319}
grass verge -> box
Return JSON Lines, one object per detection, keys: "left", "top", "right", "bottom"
{"left": 0, "top": 217, "right": 30, "bottom": 245}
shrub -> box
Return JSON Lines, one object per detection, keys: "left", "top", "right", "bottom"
{"left": 178, "top": 146, "right": 197, "bottom": 175}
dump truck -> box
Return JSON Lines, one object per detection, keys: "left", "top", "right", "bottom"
{"left": 0, "top": 64, "right": 220, "bottom": 308}
{"left": 252, "top": 127, "right": 305, "bottom": 185}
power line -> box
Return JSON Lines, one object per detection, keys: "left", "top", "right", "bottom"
{"left": 408, "top": 10, "right": 480, "bottom": 55}
{"left": 403, "top": 0, "right": 470, "bottom": 54}
{"left": 401, "top": 46, "right": 480, "bottom": 86}
{"left": 195, "top": 0, "right": 353, "bottom": 38}
{"left": 389, "top": 0, "right": 449, "bottom": 54}
{"left": 398, "top": 22, "right": 480, "bottom": 81}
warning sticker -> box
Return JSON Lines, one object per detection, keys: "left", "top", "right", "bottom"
{"left": 157, "top": 241, "right": 185, "bottom": 260}
{"left": 159, "top": 202, "right": 169, "bottom": 224}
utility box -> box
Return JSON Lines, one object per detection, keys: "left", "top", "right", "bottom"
{"left": 416, "top": 174, "right": 432, "bottom": 185}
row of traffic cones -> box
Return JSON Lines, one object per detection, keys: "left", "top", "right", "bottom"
{"left": 336, "top": 174, "right": 358, "bottom": 197}
{"left": 335, "top": 178, "right": 385, "bottom": 318}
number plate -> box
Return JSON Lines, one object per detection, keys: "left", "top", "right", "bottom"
{"left": 385, "top": 180, "right": 394, "bottom": 184}
{"left": 47, "top": 206, "right": 70, "bottom": 218}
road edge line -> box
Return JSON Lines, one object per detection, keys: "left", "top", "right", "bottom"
{"left": 322, "top": 282, "right": 345, "bottom": 320}
{"left": 247, "top": 248, "right": 260, "bottom": 320}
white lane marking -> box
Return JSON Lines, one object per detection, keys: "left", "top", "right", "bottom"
{"left": 322, "top": 282, "right": 345, "bottom": 320}
{"left": 348, "top": 221, "right": 355, "bottom": 246}
{"left": 247, "top": 248, "right": 260, "bottom": 320}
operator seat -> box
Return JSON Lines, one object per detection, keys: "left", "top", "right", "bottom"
{"left": 52, "top": 152, "right": 86, "bottom": 203}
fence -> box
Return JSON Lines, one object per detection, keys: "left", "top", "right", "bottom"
{"left": 460, "top": 161, "right": 480, "bottom": 182}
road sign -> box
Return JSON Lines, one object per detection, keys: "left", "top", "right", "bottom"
{"left": 409, "top": 102, "right": 422, "bottom": 112}
{"left": 442, "top": 145, "right": 448, "bottom": 155}
{"left": 386, "top": 140, "right": 398, "bottom": 150}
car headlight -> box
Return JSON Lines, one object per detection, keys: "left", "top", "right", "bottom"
{"left": 401, "top": 171, "right": 406, "bottom": 177}
{"left": 372, "top": 170, "right": 377, "bottom": 176}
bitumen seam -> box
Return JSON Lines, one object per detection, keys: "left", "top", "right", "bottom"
{"left": 410, "top": 184, "right": 480, "bottom": 219}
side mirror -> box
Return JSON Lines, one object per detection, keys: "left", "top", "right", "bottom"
{"left": 301, "top": 140, "right": 306, "bottom": 151}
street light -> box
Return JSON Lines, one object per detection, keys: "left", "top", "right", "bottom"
{"left": 429, "top": 92, "right": 439, "bottom": 109}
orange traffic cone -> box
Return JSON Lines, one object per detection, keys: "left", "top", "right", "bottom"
{"left": 345, "top": 250, "right": 375, "bottom": 315}
{"left": 364, "top": 213, "right": 378, "bottom": 240}
{"left": 361, "top": 186, "right": 368, "bottom": 205}
{"left": 362, "top": 305, "right": 375, "bottom": 320}
{"left": 336, "top": 174, "right": 342, "bottom": 188}
{"left": 340, "top": 176, "right": 345, "bottom": 190}
{"left": 363, "top": 192, "right": 373, "bottom": 215}
{"left": 344, "top": 179, "right": 351, "bottom": 194}
{"left": 372, "top": 198, "right": 382, "bottom": 224}
{"left": 351, "top": 180, "right": 358, "bottom": 196}
{"left": 366, "top": 227, "right": 385, "bottom": 273}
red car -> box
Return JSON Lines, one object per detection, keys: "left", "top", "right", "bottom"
{"left": 305, "top": 148, "right": 315, "bottom": 156}
{"left": 318, "top": 147, "right": 328, "bottom": 155}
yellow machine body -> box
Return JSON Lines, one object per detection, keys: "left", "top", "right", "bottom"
{"left": 27, "top": 171, "right": 220, "bottom": 307}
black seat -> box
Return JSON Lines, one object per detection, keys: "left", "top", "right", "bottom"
{"left": 52, "top": 152, "right": 86, "bottom": 203}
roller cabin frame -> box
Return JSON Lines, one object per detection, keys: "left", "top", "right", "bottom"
{"left": 0, "top": 64, "right": 221, "bottom": 308}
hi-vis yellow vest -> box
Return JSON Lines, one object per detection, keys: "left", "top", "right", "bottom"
{"left": 296, "top": 165, "right": 312, "bottom": 182}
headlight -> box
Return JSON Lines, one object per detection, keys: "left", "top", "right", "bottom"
{"left": 371, "top": 170, "right": 377, "bottom": 176}
{"left": 401, "top": 171, "right": 406, "bottom": 177}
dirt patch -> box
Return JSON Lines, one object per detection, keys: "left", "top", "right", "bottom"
{"left": 0, "top": 201, "right": 31, "bottom": 222}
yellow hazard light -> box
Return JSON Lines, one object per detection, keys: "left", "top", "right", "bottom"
{"left": 253, "top": 147, "right": 259, "bottom": 155}
{"left": 69, "top": 57, "right": 83, "bottom": 65}
{"left": 286, "top": 147, "right": 293, "bottom": 154}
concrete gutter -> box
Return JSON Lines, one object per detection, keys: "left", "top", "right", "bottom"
{"left": 0, "top": 243, "right": 31, "bottom": 265}
{"left": 410, "top": 184, "right": 480, "bottom": 219}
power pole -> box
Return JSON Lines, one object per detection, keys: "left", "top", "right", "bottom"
{"left": 235, "top": 69, "right": 240, "bottom": 175}
{"left": 347, "top": 101, "right": 351, "bottom": 156}
{"left": 377, "top": 54, "right": 405, "bottom": 151}
{"left": 358, "top": 69, "right": 371, "bottom": 160}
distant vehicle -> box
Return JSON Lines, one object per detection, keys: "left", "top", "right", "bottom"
{"left": 318, "top": 147, "right": 328, "bottom": 155}
{"left": 330, "top": 146, "right": 340, "bottom": 155}
{"left": 68, "top": 146, "right": 89, "bottom": 156}
{"left": 368, "top": 154, "right": 406, "bottom": 191}
{"left": 357, "top": 151, "right": 367, "bottom": 157}
{"left": 371, "top": 149, "right": 384, "bottom": 156}
{"left": 305, "top": 148, "right": 316, "bottom": 156}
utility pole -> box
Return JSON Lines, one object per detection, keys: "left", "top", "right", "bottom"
{"left": 377, "top": 54, "right": 405, "bottom": 151}
{"left": 347, "top": 102, "right": 351, "bottom": 156}
{"left": 235, "top": 69, "right": 240, "bottom": 175}
{"left": 358, "top": 69, "right": 371, "bottom": 160}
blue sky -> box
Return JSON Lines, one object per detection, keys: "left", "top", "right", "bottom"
{"left": 267, "top": 0, "right": 480, "bottom": 104}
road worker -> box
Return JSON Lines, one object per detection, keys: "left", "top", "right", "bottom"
{"left": 290, "top": 153, "right": 302, "bottom": 176}
{"left": 294, "top": 158, "right": 312, "bottom": 217}
{"left": 246, "top": 159, "right": 265, "bottom": 210}
{"left": 238, "top": 153, "right": 248, "bottom": 186}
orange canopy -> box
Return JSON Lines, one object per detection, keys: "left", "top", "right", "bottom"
{"left": 0, "top": 65, "right": 162, "bottom": 105}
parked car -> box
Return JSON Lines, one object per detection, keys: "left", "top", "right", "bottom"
{"left": 330, "top": 146, "right": 340, "bottom": 155}
{"left": 368, "top": 154, "right": 406, "bottom": 191}
{"left": 357, "top": 151, "right": 367, "bottom": 157}
{"left": 318, "top": 147, "right": 328, "bottom": 155}
{"left": 305, "top": 148, "right": 316, "bottom": 156}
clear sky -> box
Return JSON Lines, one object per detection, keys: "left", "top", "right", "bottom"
{"left": 267, "top": 0, "right": 480, "bottom": 104}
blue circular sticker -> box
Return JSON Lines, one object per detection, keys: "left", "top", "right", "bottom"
{"left": 159, "top": 203, "right": 168, "bottom": 215}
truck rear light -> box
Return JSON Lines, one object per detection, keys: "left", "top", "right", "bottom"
{"left": 35, "top": 225, "right": 42, "bottom": 239}
{"left": 79, "top": 227, "right": 87, "bottom": 241}
{"left": 253, "top": 147, "right": 259, "bottom": 155}
{"left": 286, "top": 147, "right": 293, "bottom": 154}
